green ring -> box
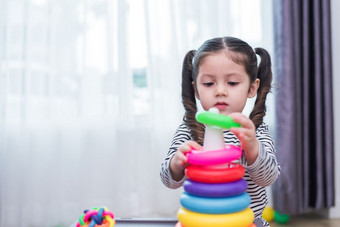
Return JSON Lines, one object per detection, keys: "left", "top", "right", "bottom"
{"left": 196, "top": 111, "right": 241, "bottom": 129}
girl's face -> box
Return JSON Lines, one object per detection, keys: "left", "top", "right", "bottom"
{"left": 195, "top": 52, "right": 259, "bottom": 115}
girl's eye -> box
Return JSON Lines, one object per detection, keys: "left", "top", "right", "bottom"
{"left": 228, "top": 82, "right": 239, "bottom": 86}
{"left": 203, "top": 82, "right": 214, "bottom": 87}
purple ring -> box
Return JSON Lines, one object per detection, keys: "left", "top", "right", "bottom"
{"left": 183, "top": 179, "right": 248, "bottom": 197}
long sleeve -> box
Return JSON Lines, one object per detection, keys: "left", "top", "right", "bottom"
{"left": 160, "top": 123, "right": 192, "bottom": 189}
{"left": 243, "top": 123, "right": 281, "bottom": 187}
{"left": 222, "top": 122, "right": 280, "bottom": 219}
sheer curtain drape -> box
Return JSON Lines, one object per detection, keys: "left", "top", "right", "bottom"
{"left": 0, "top": 0, "right": 272, "bottom": 226}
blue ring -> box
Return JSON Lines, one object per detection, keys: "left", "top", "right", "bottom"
{"left": 180, "top": 192, "right": 251, "bottom": 214}
{"left": 183, "top": 179, "right": 248, "bottom": 198}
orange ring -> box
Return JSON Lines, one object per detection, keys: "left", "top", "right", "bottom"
{"left": 185, "top": 163, "right": 244, "bottom": 183}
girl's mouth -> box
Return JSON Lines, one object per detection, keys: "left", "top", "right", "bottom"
{"left": 215, "top": 102, "right": 228, "bottom": 110}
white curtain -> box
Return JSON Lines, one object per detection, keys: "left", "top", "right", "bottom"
{"left": 0, "top": 0, "right": 273, "bottom": 226}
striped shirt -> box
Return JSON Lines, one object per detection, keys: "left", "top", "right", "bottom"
{"left": 160, "top": 122, "right": 280, "bottom": 226}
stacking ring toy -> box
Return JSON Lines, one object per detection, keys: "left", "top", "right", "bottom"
{"left": 186, "top": 144, "right": 242, "bottom": 165}
{"left": 178, "top": 207, "right": 254, "bottom": 227}
{"left": 196, "top": 111, "right": 241, "bottom": 129}
{"left": 77, "top": 207, "right": 115, "bottom": 227}
{"left": 185, "top": 163, "right": 244, "bottom": 183}
{"left": 183, "top": 179, "right": 248, "bottom": 197}
{"left": 180, "top": 192, "right": 250, "bottom": 214}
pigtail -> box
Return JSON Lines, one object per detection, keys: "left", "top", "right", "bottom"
{"left": 181, "top": 50, "right": 204, "bottom": 145}
{"left": 249, "top": 48, "right": 273, "bottom": 128}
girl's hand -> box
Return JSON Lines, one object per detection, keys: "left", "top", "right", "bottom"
{"left": 170, "top": 141, "right": 202, "bottom": 181}
{"left": 228, "top": 112, "right": 259, "bottom": 165}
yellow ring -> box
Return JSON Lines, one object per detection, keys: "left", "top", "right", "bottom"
{"left": 177, "top": 207, "right": 254, "bottom": 227}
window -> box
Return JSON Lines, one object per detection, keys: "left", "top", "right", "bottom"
{"left": 0, "top": 0, "right": 275, "bottom": 225}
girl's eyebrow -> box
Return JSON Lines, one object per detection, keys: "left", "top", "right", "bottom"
{"left": 199, "top": 74, "right": 216, "bottom": 79}
{"left": 201, "top": 73, "right": 243, "bottom": 78}
{"left": 200, "top": 73, "right": 215, "bottom": 77}
{"left": 224, "top": 72, "right": 243, "bottom": 77}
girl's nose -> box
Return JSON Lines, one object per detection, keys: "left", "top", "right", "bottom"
{"left": 215, "top": 84, "right": 227, "bottom": 96}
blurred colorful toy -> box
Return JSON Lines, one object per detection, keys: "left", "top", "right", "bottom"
{"left": 76, "top": 207, "right": 115, "bottom": 227}
{"left": 262, "top": 206, "right": 274, "bottom": 223}
{"left": 274, "top": 210, "right": 290, "bottom": 224}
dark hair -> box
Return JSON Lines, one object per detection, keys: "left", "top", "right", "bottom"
{"left": 181, "top": 37, "right": 272, "bottom": 144}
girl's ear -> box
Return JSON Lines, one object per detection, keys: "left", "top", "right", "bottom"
{"left": 193, "top": 81, "right": 200, "bottom": 100}
{"left": 248, "top": 78, "right": 260, "bottom": 98}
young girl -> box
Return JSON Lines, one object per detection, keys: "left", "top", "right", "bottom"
{"left": 160, "top": 36, "right": 280, "bottom": 227}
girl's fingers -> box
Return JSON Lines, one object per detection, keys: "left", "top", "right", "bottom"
{"left": 186, "top": 140, "right": 203, "bottom": 150}
{"left": 228, "top": 113, "right": 259, "bottom": 160}
{"left": 180, "top": 158, "right": 189, "bottom": 167}
{"left": 173, "top": 151, "right": 188, "bottom": 168}
{"left": 180, "top": 141, "right": 202, "bottom": 153}
{"left": 179, "top": 144, "right": 191, "bottom": 153}
{"left": 230, "top": 127, "right": 250, "bottom": 138}
{"left": 179, "top": 155, "right": 188, "bottom": 167}
{"left": 175, "top": 140, "right": 202, "bottom": 167}
{"left": 230, "top": 128, "right": 253, "bottom": 144}
{"left": 229, "top": 113, "right": 255, "bottom": 130}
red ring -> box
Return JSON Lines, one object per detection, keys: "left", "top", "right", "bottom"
{"left": 185, "top": 163, "right": 245, "bottom": 183}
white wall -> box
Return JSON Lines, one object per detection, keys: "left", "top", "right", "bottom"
{"left": 329, "top": 0, "right": 340, "bottom": 218}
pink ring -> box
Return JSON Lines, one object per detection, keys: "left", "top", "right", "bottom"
{"left": 186, "top": 144, "right": 242, "bottom": 165}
